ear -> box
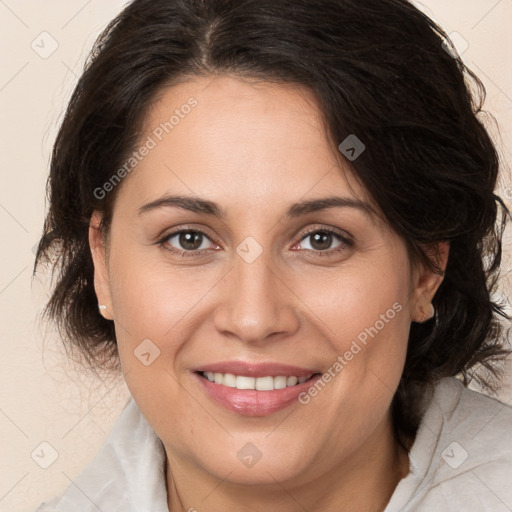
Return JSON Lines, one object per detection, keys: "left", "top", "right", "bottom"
{"left": 411, "top": 241, "right": 450, "bottom": 323}
{"left": 89, "top": 211, "right": 114, "bottom": 321}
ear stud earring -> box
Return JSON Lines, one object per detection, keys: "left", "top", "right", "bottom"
{"left": 98, "top": 304, "right": 113, "bottom": 321}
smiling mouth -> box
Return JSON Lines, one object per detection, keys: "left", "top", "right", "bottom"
{"left": 197, "top": 371, "right": 320, "bottom": 391}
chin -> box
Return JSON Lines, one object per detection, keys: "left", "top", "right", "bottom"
{"left": 184, "top": 436, "right": 314, "bottom": 486}
{"left": 209, "top": 458, "right": 308, "bottom": 486}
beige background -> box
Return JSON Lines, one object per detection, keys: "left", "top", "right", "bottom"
{"left": 0, "top": 1, "right": 511, "bottom": 511}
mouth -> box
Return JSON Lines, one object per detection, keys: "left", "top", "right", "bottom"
{"left": 197, "top": 370, "right": 319, "bottom": 390}
{"left": 192, "top": 362, "right": 322, "bottom": 416}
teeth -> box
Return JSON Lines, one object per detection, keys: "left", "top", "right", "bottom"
{"left": 202, "top": 372, "right": 314, "bottom": 390}
{"left": 255, "top": 376, "right": 273, "bottom": 391}
{"left": 274, "top": 376, "right": 287, "bottom": 389}
{"left": 236, "top": 375, "right": 256, "bottom": 389}
{"left": 223, "top": 373, "right": 236, "bottom": 387}
{"left": 287, "top": 376, "right": 298, "bottom": 386}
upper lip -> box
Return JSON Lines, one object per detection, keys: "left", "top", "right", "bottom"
{"left": 194, "top": 361, "right": 320, "bottom": 378}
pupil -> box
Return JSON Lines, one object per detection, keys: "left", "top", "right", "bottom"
{"left": 180, "top": 232, "right": 202, "bottom": 250}
{"left": 311, "top": 232, "right": 331, "bottom": 250}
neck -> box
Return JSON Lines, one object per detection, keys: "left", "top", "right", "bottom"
{"left": 165, "top": 416, "right": 410, "bottom": 512}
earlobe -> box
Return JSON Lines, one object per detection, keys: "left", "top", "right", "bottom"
{"left": 88, "top": 212, "right": 114, "bottom": 321}
{"left": 411, "top": 241, "right": 449, "bottom": 323}
{"left": 414, "top": 302, "right": 436, "bottom": 324}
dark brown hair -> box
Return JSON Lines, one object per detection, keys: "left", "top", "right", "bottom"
{"left": 34, "top": 0, "right": 511, "bottom": 444}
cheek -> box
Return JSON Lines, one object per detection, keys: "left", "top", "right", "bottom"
{"left": 300, "top": 253, "right": 411, "bottom": 343}
{"left": 109, "top": 246, "right": 220, "bottom": 341}
{"left": 106, "top": 254, "right": 222, "bottom": 427}
{"left": 285, "top": 256, "right": 412, "bottom": 450}
{"left": 294, "top": 249, "right": 412, "bottom": 392}
{"left": 105, "top": 243, "right": 223, "bottom": 395}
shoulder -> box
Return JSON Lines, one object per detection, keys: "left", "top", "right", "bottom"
{"left": 431, "top": 377, "right": 512, "bottom": 468}
{"left": 407, "top": 378, "right": 512, "bottom": 510}
{"left": 33, "top": 398, "right": 168, "bottom": 512}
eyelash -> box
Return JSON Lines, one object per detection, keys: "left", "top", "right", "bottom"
{"left": 157, "top": 226, "right": 353, "bottom": 258}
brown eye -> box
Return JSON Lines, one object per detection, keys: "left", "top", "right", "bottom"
{"left": 178, "top": 231, "right": 204, "bottom": 251}
{"left": 298, "top": 229, "right": 350, "bottom": 253}
{"left": 160, "top": 229, "right": 216, "bottom": 255}
{"left": 309, "top": 231, "right": 334, "bottom": 251}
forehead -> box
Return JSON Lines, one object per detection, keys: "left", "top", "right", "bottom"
{"left": 116, "top": 75, "right": 372, "bottom": 214}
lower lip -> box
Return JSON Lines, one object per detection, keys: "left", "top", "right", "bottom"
{"left": 194, "top": 372, "right": 322, "bottom": 416}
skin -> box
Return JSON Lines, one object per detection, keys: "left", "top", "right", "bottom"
{"left": 89, "top": 75, "right": 448, "bottom": 512}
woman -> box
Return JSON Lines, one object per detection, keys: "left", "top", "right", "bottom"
{"left": 33, "top": 0, "right": 512, "bottom": 510}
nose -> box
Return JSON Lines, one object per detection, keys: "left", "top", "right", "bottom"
{"left": 213, "top": 249, "right": 301, "bottom": 346}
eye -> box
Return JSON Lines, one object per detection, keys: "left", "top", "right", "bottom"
{"left": 159, "top": 228, "right": 219, "bottom": 256}
{"left": 295, "top": 227, "right": 352, "bottom": 255}
{"left": 157, "top": 226, "right": 352, "bottom": 259}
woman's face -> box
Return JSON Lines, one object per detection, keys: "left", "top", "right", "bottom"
{"left": 90, "top": 75, "right": 442, "bottom": 486}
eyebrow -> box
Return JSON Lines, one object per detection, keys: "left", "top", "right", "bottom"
{"left": 138, "top": 194, "right": 375, "bottom": 218}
